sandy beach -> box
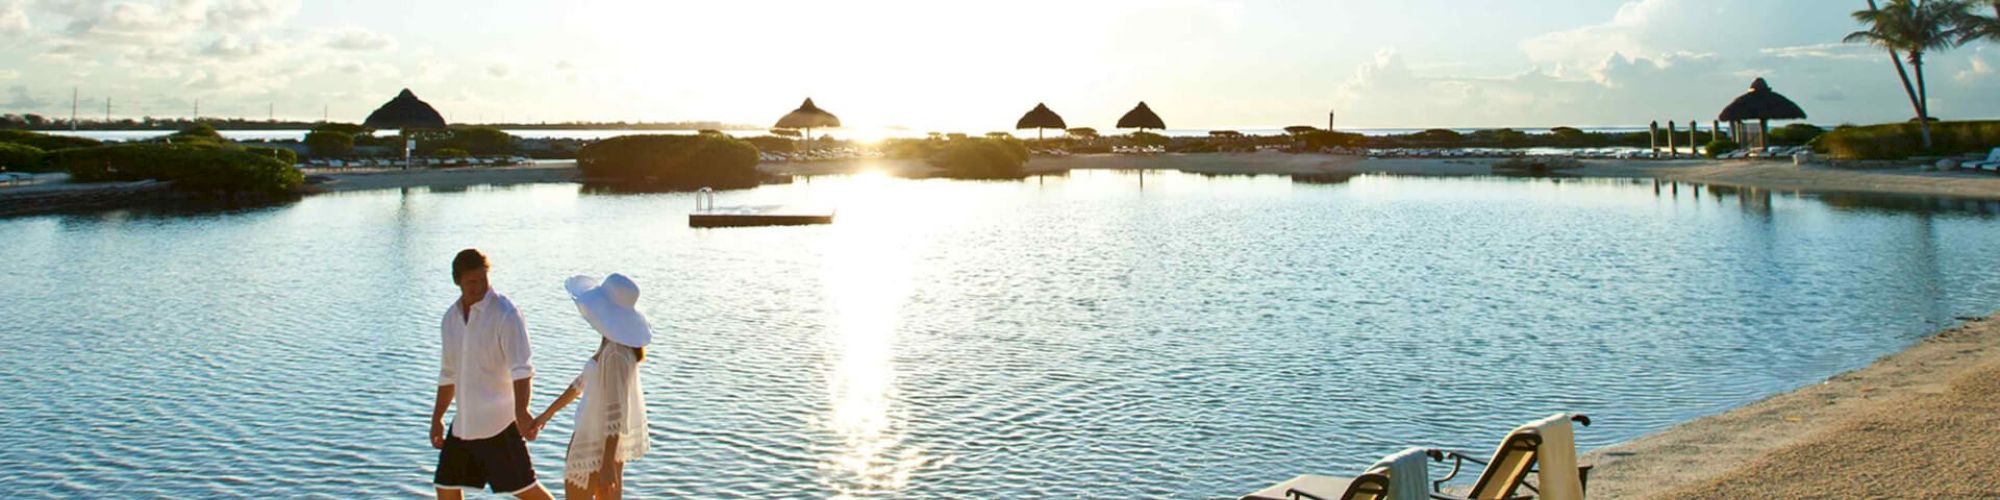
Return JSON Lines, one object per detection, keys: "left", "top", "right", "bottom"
{"left": 1584, "top": 312, "right": 2000, "bottom": 498}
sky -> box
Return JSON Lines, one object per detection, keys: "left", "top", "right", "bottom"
{"left": 1, "top": 0, "right": 1997, "bottom": 131}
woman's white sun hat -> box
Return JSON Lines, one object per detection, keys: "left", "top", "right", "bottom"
{"left": 564, "top": 273, "right": 652, "bottom": 348}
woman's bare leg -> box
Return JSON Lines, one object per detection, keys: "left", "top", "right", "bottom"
{"left": 566, "top": 478, "right": 593, "bottom": 500}
{"left": 604, "top": 460, "right": 624, "bottom": 500}
{"left": 594, "top": 435, "right": 622, "bottom": 500}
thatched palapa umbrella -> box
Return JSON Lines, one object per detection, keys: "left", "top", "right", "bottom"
{"left": 775, "top": 98, "right": 840, "bottom": 147}
{"left": 1015, "top": 103, "right": 1066, "bottom": 141}
{"left": 363, "top": 89, "right": 447, "bottom": 169}
{"left": 1116, "top": 101, "right": 1166, "bottom": 131}
{"left": 1718, "top": 78, "right": 1807, "bottom": 150}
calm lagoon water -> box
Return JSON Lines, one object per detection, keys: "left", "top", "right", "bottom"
{"left": 1, "top": 171, "right": 1997, "bottom": 498}
{"left": 45, "top": 126, "right": 1659, "bottom": 143}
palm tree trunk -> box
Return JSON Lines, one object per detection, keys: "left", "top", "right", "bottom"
{"left": 1867, "top": 0, "right": 1932, "bottom": 149}
{"left": 1912, "top": 51, "right": 1934, "bottom": 149}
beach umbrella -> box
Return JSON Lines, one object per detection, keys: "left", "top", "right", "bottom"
{"left": 363, "top": 89, "right": 447, "bottom": 169}
{"left": 1015, "top": 103, "right": 1067, "bottom": 141}
{"left": 1718, "top": 78, "right": 1807, "bottom": 150}
{"left": 1116, "top": 101, "right": 1166, "bottom": 131}
{"left": 774, "top": 98, "right": 840, "bottom": 146}
{"left": 363, "top": 89, "right": 447, "bottom": 131}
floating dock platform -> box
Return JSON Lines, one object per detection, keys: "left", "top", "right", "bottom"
{"left": 687, "top": 188, "right": 833, "bottom": 228}
{"left": 689, "top": 205, "right": 834, "bottom": 228}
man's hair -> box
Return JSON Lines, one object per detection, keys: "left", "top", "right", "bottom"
{"left": 451, "top": 249, "right": 489, "bottom": 283}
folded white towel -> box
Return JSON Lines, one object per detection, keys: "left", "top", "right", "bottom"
{"left": 1369, "top": 447, "right": 1432, "bottom": 499}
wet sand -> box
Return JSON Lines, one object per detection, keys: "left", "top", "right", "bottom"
{"left": 1584, "top": 313, "right": 2000, "bottom": 498}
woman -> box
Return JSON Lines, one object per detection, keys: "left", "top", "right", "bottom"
{"left": 534, "top": 273, "right": 651, "bottom": 500}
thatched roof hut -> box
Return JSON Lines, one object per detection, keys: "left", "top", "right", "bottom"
{"left": 1015, "top": 103, "right": 1066, "bottom": 140}
{"left": 1718, "top": 78, "right": 1806, "bottom": 122}
{"left": 1116, "top": 102, "right": 1166, "bottom": 130}
{"left": 363, "top": 89, "right": 447, "bottom": 130}
{"left": 774, "top": 98, "right": 840, "bottom": 130}
{"left": 1717, "top": 78, "right": 1807, "bottom": 149}
{"left": 1016, "top": 103, "right": 1066, "bottom": 130}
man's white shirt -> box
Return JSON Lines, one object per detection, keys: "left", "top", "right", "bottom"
{"left": 439, "top": 289, "right": 535, "bottom": 439}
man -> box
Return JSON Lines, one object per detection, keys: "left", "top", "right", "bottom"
{"left": 430, "top": 249, "right": 554, "bottom": 500}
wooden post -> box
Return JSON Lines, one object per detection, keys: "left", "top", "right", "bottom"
{"left": 1667, "top": 121, "right": 1677, "bottom": 157}
{"left": 1690, "top": 120, "right": 1699, "bottom": 155}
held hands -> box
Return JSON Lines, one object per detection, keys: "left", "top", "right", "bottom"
{"left": 516, "top": 410, "right": 540, "bottom": 441}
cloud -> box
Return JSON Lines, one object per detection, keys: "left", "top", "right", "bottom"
{"left": 0, "top": 0, "right": 28, "bottom": 37}
{"left": 200, "top": 34, "right": 277, "bottom": 60}
{"left": 59, "top": 0, "right": 205, "bottom": 45}
{"left": 1959, "top": 47, "right": 1994, "bottom": 83}
{"left": 1761, "top": 43, "right": 1874, "bottom": 62}
{"left": 324, "top": 26, "right": 393, "bottom": 51}
{"left": 2, "top": 85, "right": 44, "bottom": 111}
{"left": 485, "top": 62, "right": 511, "bottom": 78}
{"left": 203, "top": 0, "right": 299, "bottom": 32}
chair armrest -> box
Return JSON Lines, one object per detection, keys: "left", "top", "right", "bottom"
{"left": 1285, "top": 489, "right": 1328, "bottom": 500}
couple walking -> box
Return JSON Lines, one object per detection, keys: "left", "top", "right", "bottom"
{"left": 430, "top": 249, "right": 652, "bottom": 499}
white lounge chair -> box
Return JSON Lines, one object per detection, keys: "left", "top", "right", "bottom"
{"left": 1963, "top": 148, "right": 2000, "bottom": 172}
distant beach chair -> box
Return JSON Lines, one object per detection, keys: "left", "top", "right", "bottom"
{"left": 1964, "top": 148, "right": 2000, "bottom": 172}
{"left": 1428, "top": 414, "right": 1592, "bottom": 500}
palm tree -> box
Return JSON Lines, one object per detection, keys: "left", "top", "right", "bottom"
{"left": 1847, "top": 0, "right": 1969, "bottom": 149}
{"left": 1958, "top": 0, "right": 2000, "bottom": 43}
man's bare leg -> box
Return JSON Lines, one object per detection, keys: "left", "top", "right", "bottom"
{"left": 513, "top": 483, "right": 555, "bottom": 500}
{"left": 436, "top": 488, "right": 464, "bottom": 500}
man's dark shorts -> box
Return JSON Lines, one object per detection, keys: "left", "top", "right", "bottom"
{"left": 435, "top": 424, "right": 539, "bottom": 495}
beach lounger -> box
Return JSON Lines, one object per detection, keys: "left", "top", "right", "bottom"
{"left": 1963, "top": 148, "right": 2000, "bottom": 171}
{"left": 1242, "top": 467, "right": 1392, "bottom": 500}
{"left": 1428, "top": 414, "right": 1592, "bottom": 500}
{"left": 1243, "top": 448, "right": 1430, "bottom": 500}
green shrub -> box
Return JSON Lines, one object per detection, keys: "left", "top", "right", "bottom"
{"left": 1704, "top": 138, "right": 1740, "bottom": 158}
{"left": 743, "top": 135, "right": 796, "bottom": 155}
{"left": 0, "top": 129, "right": 102, "bottom": 151}
{"left": 305, "top": 130, "right": 355, "bottom": 157}
{"left": 928, "top": 137, "right": 1028, "bottom": 178}
{"left": 311, "top": 123, "right": 369, "bottom": 136}
{"left": 1818, "top": 121, "right": 2000, "bottom": 159}
{"left": 0, "top": 142, "right": 45, "bottom": 172}
{"left": 434, "top": 148, "right": 471, "bottom": 158}
{"left": 1301, "top": 130, "right": 1366, "bottom": 149}
{"left": 576, "top": 134, "right": 764, "bottom": 189}
{"left": 168, "top": 123, "right": 225, "bottom": 144}
{"left": 1769, "top": 123, "right": 1825, "bottom": 145}
{"left": 47, "top": 143, "right": 302, "bottom": 195}
{"left": 1412, "top": 128, "right": 1464, "bottom": 145}
{"left": 1126, "top": 131, "right": 1170, "bottom": 147}
{"left": 436, "top": 126, "right": 516, "bottom": 155}
{"left": 241, "top": 146, "right": 299, "bottom": 166}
